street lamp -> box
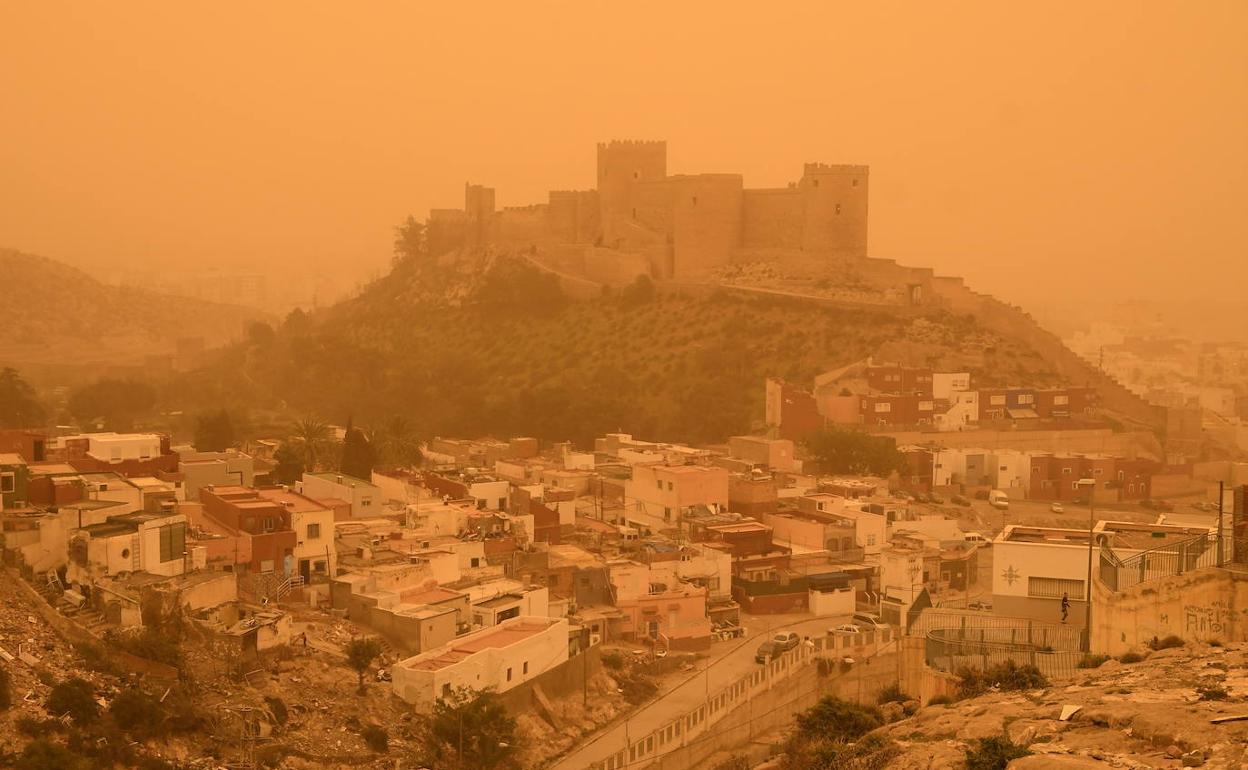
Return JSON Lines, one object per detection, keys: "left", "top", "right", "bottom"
{"left": 1076, "top": 478, "right": 1096, "bottom": 651}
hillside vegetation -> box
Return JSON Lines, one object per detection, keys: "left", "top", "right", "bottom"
{"left": 172, "top": 251, "right": 1060, "bottom": 446}
{"left": 0, "top": 249, "right": 267, "bottom": 366}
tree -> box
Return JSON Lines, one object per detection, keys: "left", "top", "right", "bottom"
{"left": 393, "top": 215, "right": 427, "bottom": 266}
{"left": 247, "top": 321, "right": 276, "bottom": 347}
{"left": 0, "top": 368, "right": 46, "bottom": 428}
{"left": 805, "top": 427, "right": 906, "bottom": 476}
{"left": 340, "top": 418, "right": 376, "bottom": 480}
{"left": 15, "top": 739, "right": 89, "bottom": 770}
{"left": 109, "top": 687, "right": 166, "bottom": 739}
{"left": 272, "top": 441, "right": 305, "bottom": 485}
{"left": 290, "top": 417, "right": 333, "bottom": 471}
{"left": 372, "top": 415, "right": 422, "bottom": 471}
{"left": 46, "top": 677, "right": 98, "bottom": 726}
{"left": 418, "top": 688, "right": 521, "bottom": 770}
{"left": 793, "top": 696, "right": 882, "bottom": 744}
{"left": 66, "top": 379, "right": 156, "bottom": 432}
{"left": 345, "top": 637, "right": 382, "bottom": 694}
{"left": 193, "top": 409, "right": 236, "bottom": 452}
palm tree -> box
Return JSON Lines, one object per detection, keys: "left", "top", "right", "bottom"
{"left": 290, "top": 417, "right": 334, "bottom": 472}
{"left": 374, "top": 415, "right": 423, "bottom": 471}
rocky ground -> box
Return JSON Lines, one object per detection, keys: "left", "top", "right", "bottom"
{"left": 739, "top": 641, "right": 1248, "bottom": 770}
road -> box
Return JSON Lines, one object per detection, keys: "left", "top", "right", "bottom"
{"left": 547, "top": 613, "right": 842, "bottom": 770}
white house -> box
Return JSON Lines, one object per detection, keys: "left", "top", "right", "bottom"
{"left": 391, "top": 616, "right": 569, "bottom": 707}
{"left": 992, "top": 525, "right": 1093, "bottom": 626}
{"left": 298, "top": 472, "right": 382, "bottom": 518}
{"left": 71, "top": 511, "right": 188, "bottom": 581}
{"left": 932, "top": 372, "right": 972, "bottom": 401}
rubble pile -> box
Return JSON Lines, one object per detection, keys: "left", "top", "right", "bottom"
{"left": 868, "top": 642, "right": 1248, "bottom": 769}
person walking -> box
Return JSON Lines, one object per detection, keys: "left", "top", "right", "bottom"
{"left": 1060, "top": 592, "right": 1070, "bottom": 624}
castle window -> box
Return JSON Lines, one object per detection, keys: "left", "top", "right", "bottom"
{"left": 835, "top": 204, "right": 842, "bottom": 215}
{"left": 813, "top": 179, "right": 819, "bottom": 188}
{"left": 633, "top": 170, "right": 639, "bottom": 179}
{"left": 692, "top": 196, "right": 698, "bottom": 207}
{"left": 852, "top": 179, "right": 859, "bottom": 187}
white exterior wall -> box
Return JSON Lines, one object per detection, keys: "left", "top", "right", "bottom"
{"left": 391, "top": 617, "right": 569, "bottom": 707}
{"left": 935, "top": 391, "right": 979, "bottom": 432}
{"left": 564, "top": 452, "right": 595, "bottom": 471}
{"left": 809, "top": 587, "right": 856, "bottom": 616}
{"left": 990, "top": 451, "right": 1033, "bottom": 494}
{"left": 84, "top": 433, "right": 163, "bottom": 462}
{"left": 292, "top": 509, "right": 337, "bottom": 576}
{"left": 931, "top": 449, "right": 969, "bottom": 487}
{"left": 992, "top": 538, "right": 1091, "bottom": 602}
{"left": 675, "top": 548, "right": 733, "bottom": 600}
{"left": 932, "top": 372, "right": 972, "bottom": 401}
{"left": 299, "top": 474, "right": 381, "bottom": 517}
{"left": 467, "top": 480, "right": 511, "bottom": 510}
{"left": 138, "top": 516, "right": 187, "bottom": 576}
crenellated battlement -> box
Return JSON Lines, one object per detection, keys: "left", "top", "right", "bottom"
{"left": 597, "top": 139, "right": 667, "bottom": 150}
{"left": 803, "top": 163, "right": 869, "bottom": 175}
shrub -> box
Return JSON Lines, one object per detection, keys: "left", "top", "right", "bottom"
{"left": 1117, "top": 651, "right": 1146, "bottom": 664}
{"left": 926, "top": 694, "right": 954, "bottom": 706}
{"left": 16, "top": 716, "right": 62, "bottom": 736}
{"left": 876, "top": 684, "right": 909, "bottom": 705}
{"left": 15, "top": 738, "right": 89, "bottom": 770}
{"left": 600, "top": 651, "right": 625, "bottom": 670}
{"left": 1077, "top": 654, "right": 1110, "bottom": 669}
{"left": 264, "top": 695, "right": 289, "bottom": 726}
{"left": 112, "top": 629, "right": 183, "bottom": 666}
{"left": 955, "top": 661, "right": 1047, "bottom": 699}
{"left": 1209, "top": 639, "right": 1224, "bottom": 648}
{"left": 1197, "top": 684, "right": 1229, "bottom": 701}
{"left": 1149, "top": 635, "right": 1184, "bottom": 651}
{"left": 794, "top": 696, "right": 883, "bottom": 743}
{"left": 47, "top": 678, "right": 99, "bottom": 726}
{"left": 361, "top": 724, "right": 389, "bottom": 753}
{"left": 965, "top": 734, "right": 1031, "bottom": 770}
{"left": 110, "top": 688, "right": 166, "bottom": 738}
{"left": 617, "top": 673, "right": 659, "bottom": 705}
{"left": 784, "top": 734, "right": 900, "bottom": 770}
{"left": 0, "top": 666, "right": 10, "bottom": 710}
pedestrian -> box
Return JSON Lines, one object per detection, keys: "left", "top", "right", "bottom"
{"left": 1060, "top": 592, "right": 1070, "bottom": 623}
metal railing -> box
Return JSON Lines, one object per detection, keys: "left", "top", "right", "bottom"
{"left": 925, "top": 629, "right": 1082, "bottom": 681}
{"left": 908, "top": 609, "right": 1083, "bottom": 651}
{"left": 1099, "top": 532, "right": 1220, "bottom": 593}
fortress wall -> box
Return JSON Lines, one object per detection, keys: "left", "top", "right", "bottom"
{"left": 583, "top": 247, "right": 652, "bottom": 285}
{"left": 495, "top": 205, "right": 549, "bottom": 248}
{"left": 547, "top": 190, "right": 601, "bottom": 245}
{"left": 742, "top": 188, "right": 803, "bottom": 249}
{"left": 670, "top": 174, "right": 744, "bottom": 277}
{"left": 597, "top": 140, "right": 667, "bottom": 245}
{"left": 633, "top": 179, "right": 674, "bottom": 237}
{"left": 801, "top": 164, "right": 869, "bottom": 256}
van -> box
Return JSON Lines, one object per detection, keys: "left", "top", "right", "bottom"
{"left": 852, "top": 613, "right": 887, "bottom": 630}
{"left": 988, "top": 490, "right": 1010, "bottom": 510}
{"left": 964, "top": 531, "right": 989, "bottom": 545}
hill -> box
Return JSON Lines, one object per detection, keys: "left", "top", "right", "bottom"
{"left": 743, "top": 640, "right": 1248, "bottom": 770}
{"left": 171, "top": 251, "right": 1068, "bottom": 445}
{"left": 0, "top": 248, "right": 269, "bottom": 369}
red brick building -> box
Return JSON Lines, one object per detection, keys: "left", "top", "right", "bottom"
{"left": 866, "top": 364, "right": 933, "bottom": 396}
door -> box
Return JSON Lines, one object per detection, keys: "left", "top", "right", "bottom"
{"left": 299, "top": 559, "right": 311, "bottom": 584}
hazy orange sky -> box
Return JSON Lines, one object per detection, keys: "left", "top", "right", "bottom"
{"left": 1, "top": 1, "right": 1245, "bottom": 312}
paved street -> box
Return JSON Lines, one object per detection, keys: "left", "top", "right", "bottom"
{"left": 548, "top": 613, "right": 844, "bottom": 770}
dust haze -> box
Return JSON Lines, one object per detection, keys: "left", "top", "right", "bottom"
{"left": 1, "top": 1, "right": 1245, "bottom": 314}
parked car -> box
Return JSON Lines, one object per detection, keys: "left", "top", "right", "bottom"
{"left": 951, "top": 494, "right": 971, "bottom": 507}
{"left": 964, "top": 531, "right": 989, "bottom": 545}
{"left": 928, "top": 494, "right": 946, "bottom": 505}
{"left": 833, "top": 623, "right": 862, "bottom": 634}
{"left": 1050, "top": 502, "right": 1065, "bottom": 513}
{"left": 968, "top": 600, "right": 993, "bottom": 612}
{"left": 988, "top": 490, "right": 1010, "bottom": 510}
{"left": 771, "top": 632, "right": 800, "bottom": 652}
{"left": 1154, "top": 499, "right": 1175, "bottom": 511}
{"left": 852, "top": 613, "right": 888, "bottom": 630}
{"left": 755, "top": 640, "right": 778, "bottom": 664}
{"left": 973, "top": 489, "right": 990, "bottom": 500}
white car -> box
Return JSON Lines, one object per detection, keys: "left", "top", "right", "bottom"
{"left": 833, "top": 623, "right": 862, "bottom": 634}
{"left": 1051, "top": 502, "right": 1065, "bottom": 513}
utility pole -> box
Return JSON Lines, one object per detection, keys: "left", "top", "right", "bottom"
{"left": 1217, "top": 481, "right": 1225, "bottom": 566}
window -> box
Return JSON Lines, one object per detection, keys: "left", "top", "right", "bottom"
{"left": 1017, "top": 394, "right": 1035, "bottom": 405}
{"left": 506, "top": 667, "right": 513, "bottom": 682}
{"left": 1062, "top": 467, "right": 1072, "bottom": 475}
{"left": 874, "top": 402, "right": 891, "bottom": 413}
{"left": 835, "top": 204, "right": 842, "bottom": 214}
{"left": 260, "top": 559, "right": 275, "bottom": 573}
{"left": 1071, "top": 481, "right": 1080, "bottom": 490}
{"left": 470, "top": 557, "right": 480, "bottom": 568}
{"left": 1028, "top": 576, "right": 1084, "bottom": 599}
{"left": 1093, "top": 468, "right": 1103, "bottom": 476}
{"left": 0, "top": 473, "right": 13, "bottom": 494}
{"left": 262, "top": 517, "right": 275, "bottom": 532}
{"left": 158, "top": 522, "right": 186, "bottom": 562}
{"left": 990, "top": 395, "right": 1006, "bottom": 406}
{"left": 523, "top": 661, "right": 529, "bottom": 674}
{"left": 852, "top": 178, "right": 859, "bottom": 187}
{"left": 656, "top": 480, "right": 663, "bottom": 490}
{"left": 360, "top": 498, "right": 372, "bottom": 507}
{"left": 867, "top": 534, "right": 877, "bottom": 546}
{"left": 667, "top": 481, "right": 673, "bottom": 491}
{"left": 307, "top": 523, "right": 321, "bottom": 539}
{"left": 313, "top": 560, "right": 326, "bottom": 573}
{"left": 1054, "top": 395, "right": 1070, "bottom": 405}
{"left": 919, "top": 401, "right": 933, "bottom": 411}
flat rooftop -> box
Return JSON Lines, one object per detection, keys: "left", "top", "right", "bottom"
{"left": 401, "top": 619, "right": 557, "bottom": 672}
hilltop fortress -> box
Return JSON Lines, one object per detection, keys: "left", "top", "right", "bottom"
{"left": 427, "top": 140, "right": 868, "bottom": 281}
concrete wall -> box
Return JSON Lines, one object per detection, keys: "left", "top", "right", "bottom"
{"left": 1092, "top": 567, "right": 1248, "bottom": 655}
{"left": 879, "top": 426, "right": 1161, "bottom": 459}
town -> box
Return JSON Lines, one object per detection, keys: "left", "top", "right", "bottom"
{"left": 1, "top": 349, "right": 1246, "bottom": 768}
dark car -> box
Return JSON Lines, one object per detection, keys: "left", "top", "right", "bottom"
{"left": 928, "top": 494, "right": 946, "bottom": 505}
{"left": 755, "top": 641, "right": 779, "bottom": 664}
{"left": 951, "top": 494, "right": 971, "bottom": 507}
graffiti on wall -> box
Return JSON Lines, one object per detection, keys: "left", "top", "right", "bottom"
{"left": 1183, "top": 600, "right": 1237, "bottom": 636}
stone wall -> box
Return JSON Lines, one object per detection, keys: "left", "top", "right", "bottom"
{"left": 1092, "top": 567, "right": 1248, "bottom": 655}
